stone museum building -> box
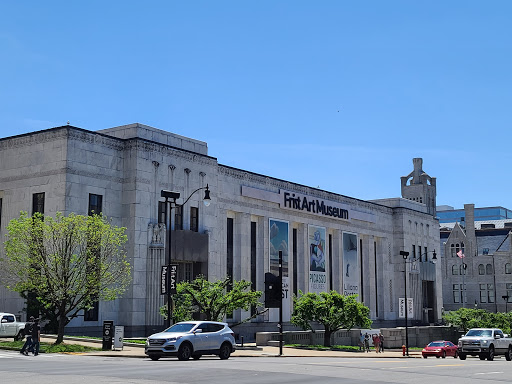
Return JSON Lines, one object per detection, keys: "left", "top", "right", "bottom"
{"left": 0, "top": 124, "right": 441, "bottom": 338}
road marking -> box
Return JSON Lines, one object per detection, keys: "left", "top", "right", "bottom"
{"left": 474, "top": 372, "right": 504, "bottom": 375}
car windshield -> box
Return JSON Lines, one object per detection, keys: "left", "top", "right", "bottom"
{"left": 164, "top": 323, "right": 195, "bottom": 333}
{"left": 466, "top": 329, "right": 492, "bottom": 337}
{"left": 427, "top": 342, "right": 444, "bottom": 347}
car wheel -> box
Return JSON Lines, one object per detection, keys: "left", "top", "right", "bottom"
{"left": 219, "top": 343, "right": 232, "bottom": 360}
{"left": 177, "top": 343, "right": 192, "bottom": 361}
{"left": 487, "top": 346, "right": 494, "bottom": 361}
{"left": 479, "top": 354, "right": 486, "bottom": 360}
{"left": 423, "top": 355, "right": 427, "bottom": 359}
{"left": 442, "top": 351, "right": 446, "bottom": 359}
{"left": 436, "top": 355, "right": 440, "bottom": 358}
{"left": 14, "top": 332, "right": 23, "bottom": 342}
{"left": 149, "top": 354, "right": 160, "bottom": 361}
{"left": 459, "top": 353, "right": 466, "bottom": 360}
{"left": 506, "top": 346, "right": 512, "bottom": 361}
{"left": 192, "top": 355, "right": 202, "bottom": 360}
{"left": 454, "top": 351, "right": 458, "bottom": 359}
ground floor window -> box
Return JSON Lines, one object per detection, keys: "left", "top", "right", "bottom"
{"left": 453, "top": 284, "right": 466, "bottom": 304}
{"left": 480, "top": 283, "right": 495, "bottom": 303}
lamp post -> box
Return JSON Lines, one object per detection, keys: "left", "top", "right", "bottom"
{"left": 400, "top": 249, "right": 437, "bottom": 357}
{"left": 399, "top": 251, "right": 410, "bottom": 356}
{"left": 161, "top": 184, "right": 211, "bottom": 328}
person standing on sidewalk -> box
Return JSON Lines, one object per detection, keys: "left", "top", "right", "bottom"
{"left": 364, "top": 333, "right": 370, "bottom": 352}
{"left": 379, "top": 333, "right": 384, "bottom": 352}
{"left": 28, "top": 318, "right": 41, "bottom": 356}
{"left": 20, "top": 316, "right": 35, "bottom": 356}
{"left": 372, "top": 334, "right": 380, "bottom": 353}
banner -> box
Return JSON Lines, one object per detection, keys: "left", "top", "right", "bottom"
{"left": 342, "top": 232, "right": 359, "bottom": 296}
{"left": 269, "top": 219, "right": 289, "bottom": 276}
{"left": 398, "top": 298, "right": 414, "bottom": 318}
{"left": 308, "top": 225, "right": 327, "bottom": 293}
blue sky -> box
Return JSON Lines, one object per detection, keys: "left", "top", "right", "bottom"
{"left": 1, "top": 1, "right": 511, "bottom": 210}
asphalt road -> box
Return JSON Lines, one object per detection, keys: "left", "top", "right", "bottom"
{"left": 1, "top": 350, "right": 512, "bottom": 384}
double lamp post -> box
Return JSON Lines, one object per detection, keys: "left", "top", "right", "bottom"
{"left": 400, "top": 249, "right": 437, "bottom": 357}
{"left": 161, "top": 185, "right": 211, "bottom": 328}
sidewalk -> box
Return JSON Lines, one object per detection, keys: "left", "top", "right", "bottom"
{"left": 40, "top": 336, "right": 422, "bottom": 358}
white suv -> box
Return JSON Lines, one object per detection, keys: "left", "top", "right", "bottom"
{"left": 145, "top": 321, "right": 236, "bottom": 361}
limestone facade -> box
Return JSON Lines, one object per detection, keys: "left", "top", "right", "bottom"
{"left": 0, "top": 124, "right": 441, "bottom": 337}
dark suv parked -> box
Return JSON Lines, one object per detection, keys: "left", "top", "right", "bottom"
{"left": 145, "top": 321, "right": 236, "bottom": 361}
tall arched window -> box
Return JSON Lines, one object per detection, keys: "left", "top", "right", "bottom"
{"left": 451, "top": 244, "right": 456, "bottom": 257}
{"left": 460, "top": 264, "right": 467, "bottom": 275}
{"left": 478, "top": 264, "right": 485, "bottom": 275}
{"left": 506, "top": 263, "right": 511, "bottom": 274}
{"left": 452, "top": 265, "right": 459, "bottom": 275}
{"left": 486, "top": 264, "right": 493, "bottom": 275}
{"left": 461, "top": 242, "right": 465, "bottom": 255}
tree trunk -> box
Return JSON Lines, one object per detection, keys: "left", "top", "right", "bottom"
{"left": 324, "top": 329, "right": 333, "bottom": 347}
{"left": 55, "top": 313, "right": 67, "bottom": 344}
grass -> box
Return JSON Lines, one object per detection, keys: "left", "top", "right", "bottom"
{"left": 285, "top": 344, "right": 361, "bottom": 352}
{"left": 0, "top": 340, "right": 102, "bottom": 353}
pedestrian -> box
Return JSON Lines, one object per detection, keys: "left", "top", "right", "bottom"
{"left": 379, "top": 333, "right": 384, "bottom": 353}
{"left": 364, "top": 332, "right": 370, "bottom": 352}
{"left": 28, "top": 318, "right": 41, "bottom": 356}
{"left": 359, "top": 332, "right": 364, "bottom": 351}
{"left": 372, "top": 333, "right": 380, "bottom": 353}
{"left": 20, "top": 316, "right": 35, "bottom": 356}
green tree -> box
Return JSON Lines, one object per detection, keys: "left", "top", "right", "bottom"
{"left": 160, "top": 275, "right": 262, "bottom": 323}
{"left": 291, "top": 291, "right": 372, "bottom": 347}
{"left": 443, "top": 308, "right": 512, "bottom": 334}
{"left": 1, "top": 212, "right": 131, "bottom": 344}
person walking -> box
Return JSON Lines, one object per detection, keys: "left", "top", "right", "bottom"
{"left": 364, "top": 333, "right": 370, "bottom": 352}
{"left": 20, "top": 316, "right": 35, "bottom": 356}
{"left": 28, "top": 318, "right": 41, "bottom": 356}
{"left": 379, "top": 333, "right": 384, "bottom": 353}
{"left": 372, "top": 333, "right": 380, "bottom": 353}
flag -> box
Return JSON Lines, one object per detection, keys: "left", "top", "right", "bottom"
{"left": 457, "top": 250, "right": 465, "bottom": 258}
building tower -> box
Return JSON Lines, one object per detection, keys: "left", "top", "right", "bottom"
{"left": 401, "top": 158, "right": 437, "bottom": 216}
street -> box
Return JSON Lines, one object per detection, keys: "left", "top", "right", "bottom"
{"left": 1, "top": 350, "right": 512, "bottom": 384}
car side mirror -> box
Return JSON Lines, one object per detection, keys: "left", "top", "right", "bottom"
{"left": 194, "top": 329, "right": 203, "bottom": 334}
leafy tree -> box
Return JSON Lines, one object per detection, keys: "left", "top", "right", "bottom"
{"left": 160, "top": 275, "right": 262, "bottom": 323}
{"left": 443, "top": 308, "right": 512, "bottom": 334}
{"left": 291, "top": 291, "right": 372, "bottom": 347}
{"left": 1, "top": 212, "right": 131, "bottom": 344}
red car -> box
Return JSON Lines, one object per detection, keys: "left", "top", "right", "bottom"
{"left": 422, "top": 340, "right": 458, "bottom": 358}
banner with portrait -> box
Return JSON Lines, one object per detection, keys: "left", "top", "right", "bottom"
{"left": 269, "top": 219, "right": 289, "bottom": 276}
{"left": 308, "top": 225, "right": 327, "bottom": 294}
{"left": 342, "top": 232, "right": 359, "bottom": 297}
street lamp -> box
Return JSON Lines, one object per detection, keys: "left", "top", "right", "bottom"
{"left": 161, "top": 184, "right": 211, "bottom": 328}
{"left": 400, "top": 249, "right": 437, "bottom": 357}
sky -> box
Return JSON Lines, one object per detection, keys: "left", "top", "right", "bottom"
{"left": 1, "top": 1, "right": 511, "bottom": 210}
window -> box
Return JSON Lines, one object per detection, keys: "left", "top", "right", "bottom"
{"left": 158, "top": 201, "right": 167, "bottom": 225}
{"left": 480, "top": 284, "right": 495, "bottom": 303}
{"left": 483, "top": 248, "right": 489, "bottom": 255}
{"left": 506, "top": 263, "right": 511, "bottom": 274}
{"left": 412, "top": 245, "right": 416, "bottom": 260}
{"left": 32, "top": 192, "right": 45, "bottom": 214}
{"left": 452, "top": 265, "right": 459, "bottom": 275}
{"left": 478, "top": 264, "right": 485, "bottom": 275}
{"left": 226, "top": 218, "right": 234, "bottom": 291}
{"left": 418, "top": 246, "right": 422, "bottom": 262}
{"left": 453, "top": 284, "right": 466, "bottom": 303}
{"left": 460, "top": 264, "right": 467, "bottom": 275}
{"left": 486, "top": 264, "right": 493, "bottom": 275}
{"left": 84, "top": 302, "right": 99, "bottom": 322}
{"left": 88, "top": 194, "right": 103, "bottom": 215}
{"left": 451, "top": 244, "right": 456, "bottom": 257}
{"left": 507, "top": 283, "right": 512, "bottom": 302}
{"left": 190, "top": 207, "right": 198, "bottom": 232}
{"left": 174, "top": 206, "right": 183, "bottom": 230}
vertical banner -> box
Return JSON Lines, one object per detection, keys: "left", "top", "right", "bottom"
{"left": 269, "top": 219, "right": 289, "bottom": 276}
{"left": 308, "top": 225, "right": 327, "bottom": 293}
{"left": 269, "top": 219, "right": 289, "bottom": 322}
{"left": 398, "top": 298, "right": 414, "bottom": 318}
{"left": 169, "top": 264, "right": 178, "bottom": 295}
{"left": 342, "top": 232, "right": 359, "bottom": 296}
